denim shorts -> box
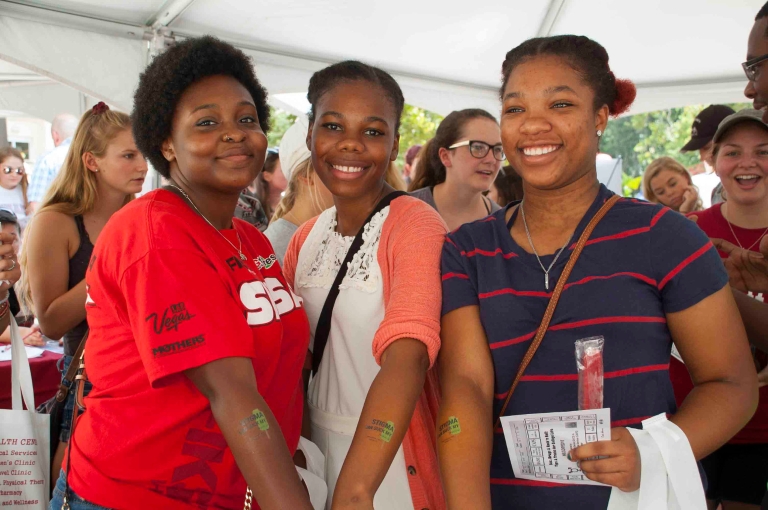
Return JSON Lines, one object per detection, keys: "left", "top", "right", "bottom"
{"left": 50, "top": 470, "right": 110, "bottom": 510}
{"left": 58, "top": 355, "right": 93, "bottom": 442}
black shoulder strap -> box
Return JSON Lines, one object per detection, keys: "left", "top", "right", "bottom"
{"left": 312, "top": 191, "right": 407, "bottom": 375}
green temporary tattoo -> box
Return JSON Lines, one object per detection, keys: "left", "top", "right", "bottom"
{"left": 380, "top": 421, "right": 395, "bottom": 443}
{"left": 365, "top": 419, "right": 396, "bottom": 447}
{"left": 238, "top": 408, "right": 270, "bottom": 438}
{"left": 253, "top": 409, "right": 270, "bottom": 438}
{"left": 438, "top": 416, "right": 462, "bottom": 443}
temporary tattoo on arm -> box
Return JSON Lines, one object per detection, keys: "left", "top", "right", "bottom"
{"left": 364, "top": 419, "right": 395, "bottom": 448}
{"left": 438, "top": 416, "right": 462, "bottom": 443}
{"left": 238, "top": 408, "right": 271, "bottom": 438}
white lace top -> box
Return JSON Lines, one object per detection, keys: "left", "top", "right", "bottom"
{"left": 294, "top": 205, "right": 390, "bottom": 418}
{"left": 296, "top": 206, "right": 387, "bottom": 293}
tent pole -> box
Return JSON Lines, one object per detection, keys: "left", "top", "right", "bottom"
{"left": 537, "top": 0, "right": 567, "bottom": 37}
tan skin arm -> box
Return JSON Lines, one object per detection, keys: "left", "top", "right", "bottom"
{"left": 436, "top": 306, "right": 494, "bottom": 510}
{"left": 0, "top": 326, "right": 42, "bottom": 346}
{"left": 331, "top": 338, "right": 429, "bottom": 509}
{"left": 25, "top": 212, "right": 86, "bottom": 339}
{"left": 573, "top": 286, "right": 758, "bottom": 490}
{"left": 0, "top": 231, "right": 23, "bottom": 339}
{"left": 731, "top": 288, "right": 768, "bottom": 354}
{"left": 185, "top": 357, "right": 313, "bottom": 510}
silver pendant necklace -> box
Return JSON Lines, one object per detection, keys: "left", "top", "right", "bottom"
{"left": 520, "top": 201, "right": 573, "bottom": 291}
{"left": 168, "top": 184, "right": 248, "bottom": 262}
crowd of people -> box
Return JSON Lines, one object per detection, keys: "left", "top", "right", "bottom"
{"left": 0, "top": 3, "right": 766, "bottom": 510}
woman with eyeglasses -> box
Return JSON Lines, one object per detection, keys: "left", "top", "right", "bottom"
{"left": 0, "top": 147, "right": 31, "bottom": 232}
{"left": 19, "top": 103, "right": 147, "bottom": 487}
{"left": 409, "top": 109, "right": 504, "bottom": 230}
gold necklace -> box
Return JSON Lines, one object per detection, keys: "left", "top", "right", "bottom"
{"left": 168, "top": 185, "right": 248, "bottom": 261}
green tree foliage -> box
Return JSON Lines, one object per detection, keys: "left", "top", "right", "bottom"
{"left": 266, "top": 106, "right": 297, "bottom": 148}
{"left": 396, "top": 105, "right": 443, "bottom": 165}
{"left": 601, "top": 103, "right": 750, "bottom": 196}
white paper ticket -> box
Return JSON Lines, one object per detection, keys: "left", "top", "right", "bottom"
{"left": 500, "top": 408, "right": 611, "bottom": 486}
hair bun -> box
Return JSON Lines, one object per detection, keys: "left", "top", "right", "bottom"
{"left": 609, "top": 75, "right": 636, "bottom": 117}
{"left": 92, "top": 102, "right": 109, "bottom": 115}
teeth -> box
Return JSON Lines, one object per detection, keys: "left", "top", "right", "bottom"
{"left": 332, "top": 164, "right": 364, "bottom": 173}
{"left": 735, "top": 175, "right": 759, "bottom": 181}
{"left": 522, "top": 145, "right": 558, "bottom": 156}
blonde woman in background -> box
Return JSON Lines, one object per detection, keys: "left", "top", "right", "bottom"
{"left": 643, "top": 156, "right": 703, "bottom": 213}
{"left": 19, "top": 103, "right": 147, "bottom": 481}
{"left": 266, "top": 117, "right": 334, "bottom": 264}
{"left": 0, "top": 147, "right": 32, "bottom": 231}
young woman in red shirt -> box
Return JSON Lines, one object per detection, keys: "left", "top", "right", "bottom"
{"left": 671, "top": 108, "right": 768, "bottom": 510}
{"left": 50, "top": 37, "right": 313, "bottom": 510}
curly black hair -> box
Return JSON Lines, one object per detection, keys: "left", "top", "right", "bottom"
{"left": 307, "top": 60, "right": 404, "bottom": 131}
{"left": 132, "top": 36, "right": 270, "bottom": 178}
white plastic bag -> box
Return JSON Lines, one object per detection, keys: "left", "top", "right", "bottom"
{"left": 607, "top": 414, "right": 706, "bottom": 510}
{"left": 0, "top": 316, "right": 50, "bottom": 509}
{"left": 296, "top": 436, "right": 328, "bottom": 510}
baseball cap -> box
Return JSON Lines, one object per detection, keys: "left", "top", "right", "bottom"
{"left": 681, "top": 105, "right": 736, "bottom": 152}
{"left": 278, "top": 116, "right": 311, "bottom": 183}
{"left": 0, "top": 209, "right": 18, "bottom": 224}
{"left": 713, "top": 108, "right": 768, "bottom": 144}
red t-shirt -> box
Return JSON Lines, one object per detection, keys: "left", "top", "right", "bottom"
{"left": 670, "top": 203, "right": 768, "bottom": 444}
{"left": 68, "top": 190, "right": 310, "bottom": 509}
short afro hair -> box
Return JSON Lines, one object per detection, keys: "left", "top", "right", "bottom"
{"left": 132, "top": 36, "right": 270, "bottom": 178}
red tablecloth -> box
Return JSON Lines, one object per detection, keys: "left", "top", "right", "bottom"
{"left": 0, "top": 350, "right": 62, "bottom": 409}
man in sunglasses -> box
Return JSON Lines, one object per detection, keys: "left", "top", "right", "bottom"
{"left": 745, "top": 2, "right": 768, "bottom": 122}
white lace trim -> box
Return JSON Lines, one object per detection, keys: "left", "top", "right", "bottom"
{"left": 297, "top": 206, "right": 387, "bottom": 293}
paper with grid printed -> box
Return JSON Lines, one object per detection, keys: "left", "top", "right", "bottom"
{"left": 500, "top": 408, "right": 611, "bottom": 486}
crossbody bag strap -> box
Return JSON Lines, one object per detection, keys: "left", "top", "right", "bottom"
{"left": 311, "top": 190, "right": 408, "bottom": 375}
{"left": 54, "top": 330, "right": 89, "bottom": 403}
{"left": 494, "top": 194, "right": 620, "bottom": 428}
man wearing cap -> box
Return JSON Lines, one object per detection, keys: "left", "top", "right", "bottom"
{"left": 682, "top": 105, "right": 735, "bottom": 208}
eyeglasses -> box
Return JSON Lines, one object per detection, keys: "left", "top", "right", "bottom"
{"left": 448, "top": 140, "right": 505, "bottom": 161}
{"left": 1, "top": 167, "right": 23, "bottom": 175}
{"left": 742, "top": 53, "right": 768, "bottom": 82}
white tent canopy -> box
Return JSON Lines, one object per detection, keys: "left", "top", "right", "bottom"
{"left": 0, "top": 0, "right": 761, "bottom": 122}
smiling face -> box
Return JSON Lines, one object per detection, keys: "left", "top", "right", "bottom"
{"left": 163, "top": 75, "right": 268, "bottom": 194}
{"left": 649, "top": 168, "right": 689, "bottom": 210}
{"left": 714, "top": 122, "right": 768, "bottom": 207}
{"left": 308, "top": 80, "right": 399, "bottom": 201}
{"left": 87, "top": 128, "right": 148, "bottom": 195}
{"left": 745, "top": 17, "right": 768, "bottom": 117}
{"left": 0, "top": 156, "right": 24, "bottom": 190}
{"left": 500, "top": 55, "right": 608, "bottom": 191}
{"left": 441, "top": 117, "right": 502, "bottom": 192}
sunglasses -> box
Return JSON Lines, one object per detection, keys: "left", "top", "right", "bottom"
{"left": 1, "top": 166, "right": 24, "bottom": 175}
{"left": 448, "top": 140, "right": 506, "bottom": 161}
{"left": 742, "top": 53, "right": 768, "bottom": 82}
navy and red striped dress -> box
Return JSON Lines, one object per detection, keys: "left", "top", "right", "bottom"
{"left": 441, "top": 184, "right": 728, "bottom": 509}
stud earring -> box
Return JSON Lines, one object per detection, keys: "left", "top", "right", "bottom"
{"left": 597, "top": 130, "right": 603, "bottom": 137}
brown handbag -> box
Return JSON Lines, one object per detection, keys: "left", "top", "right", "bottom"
{"left": 495, "top": 194, "right": 620, "bottom": 428}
